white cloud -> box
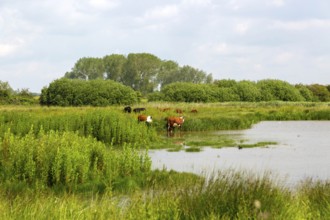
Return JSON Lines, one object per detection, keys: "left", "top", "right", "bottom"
{"left": 214, "top": 43, "right": 229, "bottom": 54}
{"left": 271, "top": 0, "right": 285, "bottom": 7}
{"left": 234, "top": 22, "right": 250, "bottom": 34}
{"left": 0, "top": 44, "right": 17, "bottom": 56}
{"left": 182, "top": 0, "right": 212, "bottom": 7}
{"left": 274, "top": 52, "right": 295, "bottom": 64}
{"left": 198, "top": 42, "right": 230, "bottom": 55}
{"left": 0, "top": 38, "right": 25, "bottom": 56}
{"left": 143, "top": 5, "right": 179, "bottom": 20}
{"left": 228, "top": 0, "right": 242, "bottom": 11}
{"left": 271, "top": 19, "right": 330, "bottom": 31}
{"left": 87, "top": 0, "right": 119, "bottom": 10}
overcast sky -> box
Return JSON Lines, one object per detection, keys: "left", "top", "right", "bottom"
{"left": 1, "top": 0, "right": 329, "bottom": 93}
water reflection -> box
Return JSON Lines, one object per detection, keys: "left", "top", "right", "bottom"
{"left": 149, "top": 121, "right": 330, "bottom": 186}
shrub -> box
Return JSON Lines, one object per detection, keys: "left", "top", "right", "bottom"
{"left": 161, "top": 82, "right": 215, "bottom": 102}
{"left": 40, "top": 78, "right": 137, "bottom": 106}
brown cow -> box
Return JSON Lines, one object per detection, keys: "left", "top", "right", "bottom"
{"left": 166, "top": 116, "right": 184, "bottom": 133}
{"left": 190, "top": 109, "right": 198, "bottom": 113}
{"left": 138, "top": 114, "right": 153, "bottom": 125}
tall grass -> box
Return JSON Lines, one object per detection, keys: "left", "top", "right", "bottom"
{"left": 0, "top": 170, "right": 328, "bottom": 219}
{"left": 0, "top": 128, "right": 151, "bottom": 193}
{"left": 0, "top": 107, "right": 158, "bottom": 146}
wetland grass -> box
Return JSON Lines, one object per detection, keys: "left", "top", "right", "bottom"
{"left": 0, "top": 170, "right": 328, "bottom": 219}
{"left": 0, "top": 103, "right": 329, "bottom": 219}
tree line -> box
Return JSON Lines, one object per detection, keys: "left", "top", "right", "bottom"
{"left": 149, "top": 79, "right": 330, "bottom": 102}
{"left": 64, "top": 53, "right": 213, "bottom": 95}
{"left": 1, "top": 51, "right": 330, "bottom": 105}
{"left": 36, "top": 78, "right": 330, "bottom": 106}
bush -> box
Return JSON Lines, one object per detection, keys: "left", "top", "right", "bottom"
{"left": 40, "top": 78, "right": 138, "bottom": 106}
{"left": 161, "top": 82, "right": 215, "bottom": 102}
{"left": 257, "top": 79, "right": 304, "bottom": 101}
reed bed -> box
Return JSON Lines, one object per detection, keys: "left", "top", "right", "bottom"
{"left": 0, "top": 129, "right": 151, "bottom": 193}
{"left": 0, "top": 107, "right": 158, "bottom": 147}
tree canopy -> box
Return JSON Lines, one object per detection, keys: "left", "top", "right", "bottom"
{"left": 64, "top": 53, "right": 213, "bottom": 95}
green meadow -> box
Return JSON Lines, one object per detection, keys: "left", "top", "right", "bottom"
{"left": 0, "top": 102, "right": 329, "bottom": 219}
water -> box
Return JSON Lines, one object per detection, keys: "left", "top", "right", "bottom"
{"left": 149, "top": 121, "right": 330, "bottom": 185}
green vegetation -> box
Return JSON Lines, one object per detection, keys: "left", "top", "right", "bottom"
{"left": 0, "top": 80, "right": 38, "bottom": 105}
{"left": 0, "top": 129, "right": 151, "bottom": 193}
{"left": 184, "top": 146, "right": 201, "bottom": 152}
{"left": 238, "top": 141, "right": 278, "bottom": 149}
{"left": 40, "top": 78, "right": 138, "bottom": 106}
{"left": 40, "top": 78, "right": 330, "bottom": 106}
{"left": 1, "top": 53, "right": 330, "bottom": 107}
{"left": 184, "top": 132, "right": 236, "bottom": 148}
{"left": 0, "top": 103, "right": 329, "bottom": 219}
{"left": 64, "top": 53, "right": 212, "bottom": 96}
{"left": 0, "top": 107, "right": 158, "bottom": 147}
{"left": 0, "top": 170, "right": 328, "bottom": 219}
{"left": 38, "top": 53, "right": 330, "bottom": 106}
{"left": 157, "top": 79, "right": 330, "bottom": 103}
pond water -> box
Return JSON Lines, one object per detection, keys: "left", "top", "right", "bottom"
{"left": 149, "top": 121, "right": 330, "bottom": 186}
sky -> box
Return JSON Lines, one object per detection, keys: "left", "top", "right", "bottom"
{"left": 1, "top": 0, "right": 330, "bottom": 93}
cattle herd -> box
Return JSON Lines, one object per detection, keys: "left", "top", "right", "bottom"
{"left": 123, "top": 106, "right": 197, "bottom": 134}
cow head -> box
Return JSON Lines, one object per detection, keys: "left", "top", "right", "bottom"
{"left": 146, "top": 116, "right": 153, "bottom": 123}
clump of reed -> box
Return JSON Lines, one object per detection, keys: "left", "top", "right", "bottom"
{"left": 0, "top": 108, "right": 159, "bottom": 147}
{"left": 0, "top": 128, "right": 151, "bottom": 193}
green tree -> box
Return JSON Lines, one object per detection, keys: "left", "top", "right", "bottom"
{"left": 295, "top": 84, "right": 314, "bottom": 101}
{"left": 66, "top": 57, "right": 105, "bottom": 80}
{"left": 257, "top": 79, "right": 304, "bottom": 101}
{"left": 157, "top": 60, "right": 180, "bottom": 88}
{"left": 214, "top": 87, "right": 240, "bottom": 102}
{"left": 122, "top": 53, "right": 161, "bottom": 95}
{"left": 213, "top": 79, "right": 240, "bottom": 102}
{"left": 16, "top": 88, "right": 33, "bottom": 98}
{"left": 214, "top": 79, "right": 237, "bottom": 88}
{"left": 307, "top": 84, "right": 330, "bottom": 101}
{"left": 63, "top": 53, "right": 213, "bottom": 96}
{"left": 177, "top": 65, "right": 212, "bottom": 84}
{"left": 234, "top": 80, "right": 261, "bottom": 102}
{"left": 161, "top": 82, "right": 215, "bottom": 102}
{"left": 0, "top": 81, "right": 13, "bottom": 98}
{"left": 103, "top": 54, "right": 126, "bottom": 82}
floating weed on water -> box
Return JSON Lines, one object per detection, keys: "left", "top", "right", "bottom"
{"left": 167, "top": 146, "right": 183, "bottom": 152}
{"left": 186, "top": 138, "right": 236, "bottom": 148}
{"left": 238, "top": 141, "right": 278, "bottom": 149}
{"left": 184, "top": 147, "right": 201, "bottom": 152}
